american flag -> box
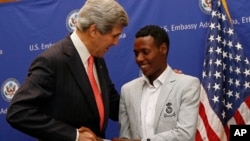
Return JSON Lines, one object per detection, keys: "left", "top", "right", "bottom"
{"left": 195, "top": 0, "right": 250, "bottom": 141}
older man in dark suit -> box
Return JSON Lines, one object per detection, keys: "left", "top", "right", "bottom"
{"left": 6, "top": 0, "right": 129, "bottom": 141}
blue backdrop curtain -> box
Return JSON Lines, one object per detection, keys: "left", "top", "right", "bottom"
{"left": 0, "top": 0, "right": 249, "bottom": 140}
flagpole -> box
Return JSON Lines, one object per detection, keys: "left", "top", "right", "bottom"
{"left": 221, "top": 0, "right": 232, "bottom": 23}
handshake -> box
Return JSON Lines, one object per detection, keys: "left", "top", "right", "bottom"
{"left": 78, "top": 127, "right": 140, "bottom": 141}
{"left": 97, "top": 138, "right": 140, "bottom": 141}
{"left": 105, "top": 138, "right": 140, "bottom": 141}
{"left": 112, "top": 138, "right": 140, "bottom": 141}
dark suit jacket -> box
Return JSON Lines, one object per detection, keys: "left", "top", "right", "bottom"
{"left": 6, "top": 35, "right": 120, "bottom": 141}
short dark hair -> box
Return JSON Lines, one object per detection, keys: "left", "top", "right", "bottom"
{"left": 135, "top": 25, "right": 170, "bottom": 48}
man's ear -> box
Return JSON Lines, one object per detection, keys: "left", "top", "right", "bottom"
{"left": 89, "top": 24, "right": 98, "bottom": 37}
{"left": 159, "top": 43, "right": 167, "bottom": 55}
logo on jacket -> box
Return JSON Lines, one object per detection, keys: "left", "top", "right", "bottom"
{"left": 66, "top": 9, "right": 79, "bottom": 32}
{"left": 199, "top": 0, "right": 212, "bottom": 15}
{"left": 164, "top": 102, "right": 176, "bottom": 118}
{"left": 1, "top": 78, "right": 20, "bottom": 102}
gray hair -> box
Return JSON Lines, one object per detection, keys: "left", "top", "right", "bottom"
{"left": 76, "top": 0, "right": 129, "bottom": 34}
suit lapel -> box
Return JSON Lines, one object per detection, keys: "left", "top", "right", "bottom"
{"left": 154, "top": 67, "right": 176, "bottom": 127}
{"left": 134, "top": 78, "right": 144, "bottom": 138}
{"left": 94, "top": 58, "right": 109, "bottom": 127}
{"left": 63, "top": 36, "right": 97, "bottom": 113}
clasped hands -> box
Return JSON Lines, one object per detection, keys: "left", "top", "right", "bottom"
{"left": 77, "top": 127, "right": 140, "bottom": 141}
{"left": 78, "top": 127, "right": 103, "bottom": 141}
{"left": 111, "top": 138, "right": 140, "bottom": 141}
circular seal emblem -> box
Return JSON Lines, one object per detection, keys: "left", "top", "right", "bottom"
{"left": 1, "top": 78, "right": 20, "bottom": 102}
{"left": 163, "top": 102, "right": 176, "bottom": 118}
{"left": 66, "top": 9, "right": 79, "bottom": 32}
{"left": 199, "top": 0, "right": 212, "bottom": 15}
{"left": 165, "top": 103, "right": 174, "bottom": 114}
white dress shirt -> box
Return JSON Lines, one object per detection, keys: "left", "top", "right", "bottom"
{"left": 70, "top": 31, "right": 101, "bottom": 90}
{"left": 140, "top": 67, "right": 168, "bottom": 138}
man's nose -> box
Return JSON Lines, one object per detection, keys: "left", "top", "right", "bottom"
{"left": 136, "top": 53, "right": 144, "bottom": 62}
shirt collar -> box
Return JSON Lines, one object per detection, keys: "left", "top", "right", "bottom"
{"left": 142, "top": 65, "right": 168, "bottom": 88}
{"left": 70, "top": 31, "right": 91, "bottom": 63}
